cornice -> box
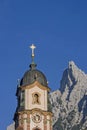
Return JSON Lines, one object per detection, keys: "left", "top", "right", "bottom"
{"left": 15, "top": 108, "right": 53, "bottom": 116}
{"left": 20, "top": 81, "right": 50, "bottom": 92}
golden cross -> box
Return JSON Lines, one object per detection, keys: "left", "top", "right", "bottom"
{"left": 30, "top": 44, "right": 36, "bottom": 57}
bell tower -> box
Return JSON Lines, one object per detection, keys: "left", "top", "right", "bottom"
{"left": 14, "top": 44, "right": 53, "bottom": 130}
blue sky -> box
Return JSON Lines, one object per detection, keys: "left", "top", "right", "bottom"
{"left": 0, "top": 0, "right": 87, "bottom": 130}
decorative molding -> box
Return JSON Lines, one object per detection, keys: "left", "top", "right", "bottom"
{"left": 44, "top": 115, "right": 47, "bottom": 130}
{"left": 20, "top": 81, "right": 50, "bottom": 92}
{"left": 16, "top": 109, "right": 53, "bottom": 117}
{"left": 27, "top": 114, "right": 30, "bottom": 130}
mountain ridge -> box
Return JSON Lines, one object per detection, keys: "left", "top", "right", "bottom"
{"left": 50, "top": 61, "right": 87, "bottom": 130}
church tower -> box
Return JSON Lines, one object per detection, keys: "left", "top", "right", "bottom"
{"left": 14, "top": 44, "right": 53, "bottom": 130}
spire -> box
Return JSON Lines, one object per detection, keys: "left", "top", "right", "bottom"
{"left": 29, "top": 44, "right": 37, "bottom": 70}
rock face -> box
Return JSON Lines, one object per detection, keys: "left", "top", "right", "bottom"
{"left": 7, "top": 123, "right": 15, "bottom": 130}
{"left": 50, "top": 61, "right": 87, "bottom": 130}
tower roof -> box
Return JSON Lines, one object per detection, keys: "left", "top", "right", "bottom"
{"left": 20, "top": 63, "right": 48, "bottom": 87}
{"left": 20, "top": 44, "right": 48, "bottom": 87}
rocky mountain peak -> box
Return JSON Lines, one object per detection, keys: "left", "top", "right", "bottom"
{"left": 50, "top": 61, "right": 87, "bottom": 130}
{"left": 69, "top": 61, "right": 77, "bottom": 69}
{"left": 60, "top": 61, "right": 87, "bottom": 94}
{"left": 68, "top": 61, "right": 87, "bottom": 79}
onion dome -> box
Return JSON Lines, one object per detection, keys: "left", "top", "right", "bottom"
{"left": 20, "top": 63, "right": 48, "bottom": 87}
{"left": 20, "top": 44, "right": 48, "bottom": 87}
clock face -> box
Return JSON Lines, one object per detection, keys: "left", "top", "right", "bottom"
{"left": 32, "top": 112, "right": 42, "bottom": 123}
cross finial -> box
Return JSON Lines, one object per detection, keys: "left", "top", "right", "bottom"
{"left": 30, "top": 44, "right": 36, "bottom": 57}
{"left": 29, "top": 44, "right": 36, "bottom": 66}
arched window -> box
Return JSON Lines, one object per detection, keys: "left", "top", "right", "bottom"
{"left": 20, "top": 90, "right": 25, "bottom": 107}
{"left": 33, "top": 128, "right": 41, "bottom": 130}
{"left": 16, "top": 126, "right": 23, "bottom": 130}
{"left": 32, "top": 93, "right": 40, "bottom": 104}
